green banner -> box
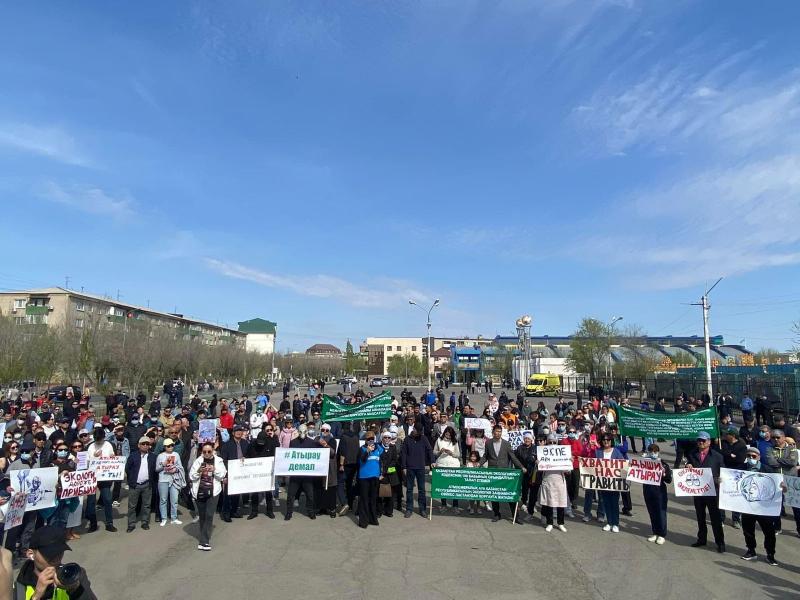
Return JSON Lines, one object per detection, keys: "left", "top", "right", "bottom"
{"left": 617, "top": 405, "right": 719, "bottom": 439}
{"left": 431, "top": 467, "right": 521, "bottom": 502}
{"left": 321, "top": 390, "right": 393, "bottom": 422}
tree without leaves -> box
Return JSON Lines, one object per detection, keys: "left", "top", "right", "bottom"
{"left": 565, "top": 317, "right": 611, "bottom": 382}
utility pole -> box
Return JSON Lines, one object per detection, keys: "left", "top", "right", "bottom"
{"left": 64, "top": 275, "right": 70, "bottom": 289}
{"left": 692, "top": 278, "right": 722, "bottom": 402}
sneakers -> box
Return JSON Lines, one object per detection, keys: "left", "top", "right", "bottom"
{"left": 557, "top": 524, "right": 567, "bottom": 533}
{"left": 582, "top": 515, "right": 591, "bottom": 523}
{"left": 106, "top": 524, "right": 117, "bottom": 533}
{"left": 602, "top": 524, "right": 611, "bottom": 532}
{"left": 191, "top": 516, "right": 200, "bottom": 524}
{"left": 611, "top": 525, "right": 619, "bottom": 533}
{"left": 647, "top": 535, "right": 658, "bottom": 542}
{"left": 545, "top": 524, "right": 553, "bottom": 532}
{"left": 565, "top": 507, "right": 574, "bottom": 518}
{"left": 112, "top": 500, "right": 121, "bottom": 508}
{"left": 741, "top": 550, "right": 757, "bottom": 561}
{"left": 337, "top": 506, "right": 349, "bottom": 516}
{"left": 171, "top": 519, "right": 182, "bottom": 525}
{"left": 160, "top": 520, "right": 167, "bottom": 527}
{"left": 655, "top": 536, "right": 665, "bottom": 545}
{"left": 404, "top": 511, "right": 412, "bottom": 519}
{"left": 766, "top": 555, "right": 778, "bottom": 566}
{"left": 199, "top": 543, "right": 211, "bottom": 551}
{"left": 731, "top": 521, "right": 741, "bottom": 529}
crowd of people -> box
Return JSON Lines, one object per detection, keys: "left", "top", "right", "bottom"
{"left": 1, "top": 383, "right": 798, "bottom": 592}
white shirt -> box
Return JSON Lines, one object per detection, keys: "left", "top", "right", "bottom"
{"left": 87, "top": 441, "right": 114, "bottom": 458}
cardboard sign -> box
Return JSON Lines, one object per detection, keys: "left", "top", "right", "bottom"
{"left": 464, "top": 418, "right": 493, "bottom": 437}
{"left": 537, "top": 445, "right": 573, "bottom": 472}
{"left": 60, "top": 470, "right": 98, "bottom": 499}
{"left": 274, "top": 448, "right": 328, "bottom": 476}
{"left": 507, "top": 430, "right": 534, "bottom": 451}
{"left": 579, "top": 457, "right": 630, "bottom": 491}
{"left": 718, "top": 468, "right": 784, "bottom": 516}
{"left": 784, "top": 474, "right": 800, "bottom": 509}
{"left": 4, "top": 492, "right": 27, "bottom": 529}
{"left": 673, "top": 468, "right": 715, "bottom": 497}
{"left": 227, "top": 457, "right": 275, "bottom": 495}
{"left": 626, "top": 458, "right": 664, "bottom": 486}
{"left": 198, "top": 419, "right": 218, "bottom": 443}
{"left": 88, "top": 456, "right": 126, "bottom": 481}
{"left": 9, "top": 467, "right": 59, "bottom": 512}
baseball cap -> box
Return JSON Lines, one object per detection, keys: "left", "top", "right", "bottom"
{"left": 138, "top": 436, "right": 152, "bottom": 445}
{"left": 696, "top": 431, "right": 711, "bottom": 441}
{"left": 101, "top": 416, "right": 111, "bottom": 426}
{"left": 29, "top": 526, "right": 71, "bottom": 560}
{"left": 232, "top": 425, "right": 245, "bottom": 432}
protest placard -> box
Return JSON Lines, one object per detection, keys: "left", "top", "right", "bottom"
{"left": 431, "top": 467, "right": 521, "bottom": 502}
{"left": 9, "top": 467, "right": 59, "bottom": 512}
{"left": 4, "top": 492, "right": 27, "bottom": 529}
{"left": 274, "top": 448, "right": 328, "bottom": 476}
{"left": 321, "top": 391, "right": 393, "bottom": 421}
{"left": 673, "top": 467, "right": 715, "bottom": 497}
{"left": 578, "top": 457, "right": 630, "bottom": 491}
{"left": 617, "top": 405, "right": 719, "bottom": 439}
{"left": 88, "top": 456, "right": 126, "bottom": 481}
{"left": 198, "top": 419, "right": 218, "bottom": 443}
{"left": 784, "top": 474, "right": 800, "bottom": 509}
{"left": 507, "top": 430, "right": 533, "bottom": 451}
{"left": 76, "top": 451, "right": 89, "bottom": 471}
{"left": 626, "top": 458, "right": 664, "bottom": 486}
{"left": 60, "top": 470, "right": 97, "bottom": 499}
{"left": 66, "top": 497, "right": 84, "bottom": 529}
{"left": 227, "top": 457, "right": 275, "bottom": 495}
{"left": 537, "top": 445, "right": 573, "bottom": 472}
{"left": 718, "top": 468, "right": 784, "bottom": 516}
{"left": 464, "top": 418, "right": 493, "bottom": 437}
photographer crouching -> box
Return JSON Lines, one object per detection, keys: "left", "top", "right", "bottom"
{"left": 14, "top": 526, "right": 96, "bottom": 600}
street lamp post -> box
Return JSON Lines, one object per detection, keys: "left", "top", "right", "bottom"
{"left": 607, "top": 316, "right": 623, "bottom": 389}
{"left": 409, "top": 299, "right": 440, "bottom": 392}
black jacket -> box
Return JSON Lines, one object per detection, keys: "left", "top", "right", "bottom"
{"left": 514, "top": 442, "right": 537, "bottom": 472}
{"left": 15, "top": 559, "right": 97, "bottom": 600}
{"left": 721, "top": 439, "right": 747, "bottom": 469}
{"left": 221, "top": 437, "right": 251, "bottom": 462}
{"left": 380, "top": 444, "right": 401, "bottom": 486}
{"left": 687, "top": 446, "right": 725, "bottom": 479}
{"left": 337, "top": 431, "right": 362, "bottom": 466}
{"left": 247, "top": 435, "right": 278, "bottom": 458}
{"left": 400, "top": 435, "right": 434, "bottom": 470}
{"left": 124, "top": 451, "right": 157, "bottom": 486}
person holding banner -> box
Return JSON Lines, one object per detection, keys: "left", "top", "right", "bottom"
{"left": 686, "top": 431, "right": 726, "bottom": 553}
{"left": 540, "top": 434, "right": 568, "bottom": 532}
{"left": 739, "top": 446, "right": 784, "bottom": 566}
{"left": 378, "top": 431, "right": 401, "bottom": 517}
{"left": 434, "top": 427, "right": 462, "bottom": 513}
{"left": 595, "top": 435, "right": 624, "bottom": 533}
{"left": 314, "top": 426, "right": 338, "bottom": 518}
{"left": 481, "top": 426, "right": 526, "bottom": 524}
{"left": 245, "top": 429, "right": 277, "bottom": 520}
{"left": 641, "top": 444, "right": 672, "bottom": 545}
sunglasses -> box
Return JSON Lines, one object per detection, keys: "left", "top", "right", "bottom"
{"left": 164, "top": 444, "right": 174, "bottom": 448}
{"left": 139, "top": 442, "right": 151, "bottom": 446}
{"left": 57, "top": 448, "right": 68, "bottom": 452}
{"left": 9, "top": 445, "right": 19, "bottom": 450}
{"left": 201, "top": 450, "right": 214, "bottom": 455}
{"left": 71, "top": 444, "right": 82, "bottom": 449}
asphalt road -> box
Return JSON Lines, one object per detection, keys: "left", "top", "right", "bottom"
{"left": 65, "top": 389, "right": 800, "bottom": 600}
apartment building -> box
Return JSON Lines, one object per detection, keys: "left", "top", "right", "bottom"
{"left": 0, "top": 287, "right": 246, "bottom": 347}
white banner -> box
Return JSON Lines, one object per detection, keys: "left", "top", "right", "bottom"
{"left": 718, "top": 468, "right": 784, "bottom": 517}
{"left": 537, "top": 445, "right": 573, "bottom": 472}
{"left": 784, "top": 474, "right": 800, "bottom": 509}
{"left": 464, "top": 418, "right": 493, "bottom": 437}
{"left": 274, "top": 448, "right": 328, "bottom": 476}
{"left": 9, "top": 467, "right": 59, "bottom": 512}
{"left": 626, "top": 458, "right": 664, "bottom": 486}
{"left": 673, "top": 468, "right": 715, "bottom": 497}
{"left": 227, "top": 457, "right": 275, "bottom": 495}
{"left": 88, "top": 456, "right": 126, "bottom": 481}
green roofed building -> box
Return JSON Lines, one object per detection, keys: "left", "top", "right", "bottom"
{"left": 237, "top": 318, "right": 277, "bottom": 355}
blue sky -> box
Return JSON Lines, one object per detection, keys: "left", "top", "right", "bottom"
{"left": 2, "top": 1, "right": 800, "bottom": 352}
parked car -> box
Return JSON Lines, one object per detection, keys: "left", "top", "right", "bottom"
{"left": 369, "top": 377, "right": 384, "bottom": 388}
{"left": 338, "top": 376, "right": 358, "bottom": 385}
{"left": 47, "top": 385, "right": 84, "bottom": 401}
{"left": 381, "top": 376, "right": 390, "bottom": 385}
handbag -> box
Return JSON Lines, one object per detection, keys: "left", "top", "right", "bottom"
{"left": 378, "top": 483, "right": 392, "bottom": 498}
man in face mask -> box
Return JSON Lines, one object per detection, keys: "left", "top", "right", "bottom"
{"left": 124, "top": 415, "right": 146, "bottom": 448}
{"left": 400, "top": 426, "right": 434, "bottom": 518}
{"left": 740, "top": 447, "right": 785, "bottom": 566}
{"left": 246, "top": 430, "right": 277, "bottom": 520}
{"left": 284, "top": 424, "right": 321, "bottom": 521}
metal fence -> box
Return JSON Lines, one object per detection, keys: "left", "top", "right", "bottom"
{"left": 562, "top": 374, "right": 800, "bottom": 417}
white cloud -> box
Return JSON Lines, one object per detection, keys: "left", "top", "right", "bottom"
{"left": 0, "top": 122, "right": 92, "bottom": 166}
{"left": 204, "top": 258, "right": 433, "bottom": 309}
{"left": 40, "top": 182, "right": 135, "bottom": 220}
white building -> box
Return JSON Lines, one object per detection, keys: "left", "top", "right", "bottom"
{"left": 365, "top": 337, "right": 425, "bottom": 376}
{"left": 237, "top": 318, "right": 277, "bottom": 355}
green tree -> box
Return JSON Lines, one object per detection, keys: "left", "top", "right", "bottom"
{"left": 566, "top": 317, "right": 611, "bottom": 381}
{"left": 617, "top": 324, "right": 660, "bottom": 380}
{"left": 670, "top": 350, "right": 698, "bottom": 367}
{"left": 344, "top": 339, "right": 364, "bottom": 374}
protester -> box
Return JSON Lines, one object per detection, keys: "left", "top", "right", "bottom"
{"left": 739, "top": 447, "right": 783, "bottom": 566}
{"left": 315, "top": 425, "right": 338, "bottom": 518}
{"left": 540, "top": 434, "right": 568, "bottom": 532}
{"left": 124, "top": 436, "right": 157, "bottom": 532}
{"left": 641, "top": 443, "right": 672, "bottom": 544}
{"left": 434, "top": 426, "right": 461, "bottom": 512}
{"left": 686, "top": 431, "right": 725, "bottom": 552}
{"left": 84, "top": 429, "right": 116, "bottom": 533}
{"left": 596, "top": 434, "right": 623, "bottom": 533}
{"left": 357, "top": 434, "right": 383, "bottom": 528}
{"left": 401, "top": 426, "right": 433, "bottom": 518}
{"left": 189, "top": 442, "right": 226, "bottom": 551}
{"left": 480, "top": 426, "right": 526, "bottom": 524}
{"left": 156, "top": 438, "right": 185, "bottom": 526}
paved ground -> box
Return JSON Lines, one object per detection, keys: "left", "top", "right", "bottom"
{"left": 65, "top": 388, "right": 800, "bottom": 600}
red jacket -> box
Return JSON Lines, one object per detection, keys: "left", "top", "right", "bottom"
{"left": 219, "top": 413, "right": 234, "bottom": 430}
{"left": 561, "top": 438, "right": 584, "bottom": 469}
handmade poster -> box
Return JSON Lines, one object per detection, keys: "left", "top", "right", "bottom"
{"left": 718, "top": 468, "right": 784, "bottom": 517}
{"left": 431, "top": 467, "right": 521, "bottom": 502}
{"left": 537, "top": 445, "right": 573, "bottom": 472}
{"left": 626, "top": 458, "right": 664, "bottom": 486}
{"left": 507, "top": 430, "right": 534, "bottom": 451}
{"left": 673, "top": 468, "right": 715, "bottom": 497}
{"left": 273, "top": 448, "right": 328, "bottom": 476}
{"left": 76, "top": 452, "right": 89, "bottom": 471}
{"left": 60, "top": 470, "right": 98, "bottom": 499}
{"left": 198, "top": 419, "right": 218, "bottom": 443}
{"left": 9, "top": 467, "right": 59, "bottom": 512}
{"left": 578, "top": 457, "right": 630, "bottom": 491}
{"left": 88, "top": 456, "right": 126, "bottom": 481}
{"left": 464, "top": 418, "right": 493, "bottom": 437}
{"left": 784, "top": 474, "right": 800, "bottom": 509}
{"left": 227, "top": 457, "right": 275, "bottom": 495}
{"left": 4, "top": 492, "right": 27, "bottom": 529}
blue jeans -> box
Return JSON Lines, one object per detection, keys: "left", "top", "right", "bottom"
{"left": 158, "top": 482, "right": 178, "bottom": 521}
{"left": 583, "top": 490, "right": 605, "bottom": 518}
{"left": 405, "top": 468, "right": 426, "bottom": 512}
{"left": 86, "top": 483, "right": 113, "bottom": 526}
{"left": 47, "top": 501, "right": 71, "bottom": 529}
{"left": 600, "top": 491, "right": 620, "bottom": 526}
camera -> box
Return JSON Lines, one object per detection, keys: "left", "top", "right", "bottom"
{"left": 57, "top": 563, "right": 81, "bottom": 587}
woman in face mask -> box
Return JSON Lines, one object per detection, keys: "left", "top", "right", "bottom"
{"left": 739, "top": 446, "right": 786, "bottom": 566}
{"left": 47, "top": 442, "right": 78, "bottom": 532}
{"left": 189, "top": 442, "right": 226, "bottom": 551}
{"left": 314, "top": 424, "right": 339, "bottom": 518}
{"left": 378, "top": 430, "right": 401, "bottom": 517}
{"left": 641, "top": 443, "right": 672, "bottom": 545}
